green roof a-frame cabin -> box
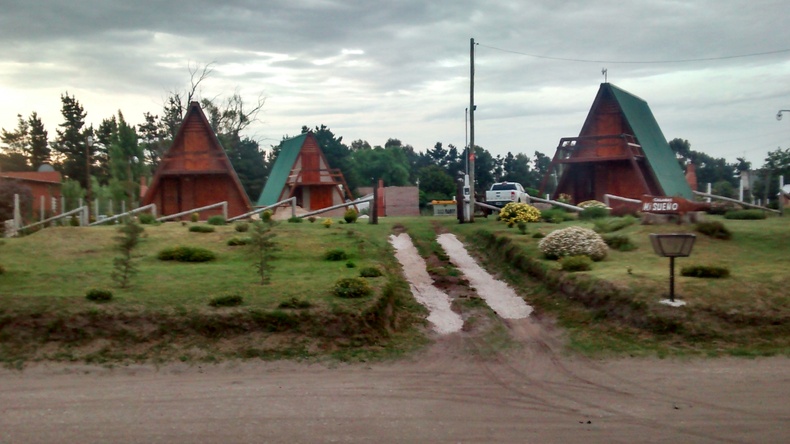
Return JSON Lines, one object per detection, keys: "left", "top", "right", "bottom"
{"left": 257, "top": 132, "right": 352, "bottom": 213}
{"left": 540, "top": 83, "right": 692, "bottom": 206}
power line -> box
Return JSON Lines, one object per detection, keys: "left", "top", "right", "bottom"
{"left": 477, "top": 43, "right": 790, "bottom": 64}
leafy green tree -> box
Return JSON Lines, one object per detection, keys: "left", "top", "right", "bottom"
{"left": 473, "top": 146, "right": 496, "bottom": 192}
{"left": 27, "top": 113, "right": 50, "bottom": 168}
{"left": 418, "top": 164, "right": 455, "bottom": 204}
{"left": 108, "top": 111, "right": 146, "bottom": 208}
{"left": 225, "top": 137, "right": 266, "bottom": 201}
{"left": 137, "top": 112, "right": 167, "bottom": 169}
{"left": 353, "top": 145, "right": 410, "bottom": 186}
{"left": 0, "top": 112, "right": 49, "bottom": 169}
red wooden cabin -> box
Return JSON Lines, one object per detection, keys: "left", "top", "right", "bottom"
{"left": 142, "top": 102, "right": 251, "bottom": 219}
{"left": 540, "top": 83, "right": 692, "bottom": 209}
{"left": 0, "top": 168, "right": 62, "bottom": 220}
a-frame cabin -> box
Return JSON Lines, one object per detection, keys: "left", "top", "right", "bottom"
{"left": 142, "top": 101, "right": 251, "bottom": 219}
{"left": 540, "top": 83, "right": 692, "bottom": 205}
{"left": 257, "top": 132, "right": 352, "bottom": 213}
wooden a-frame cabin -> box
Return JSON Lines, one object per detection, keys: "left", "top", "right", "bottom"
{"left": 540, "top": 83, "right": 692, "bottom": 205}
{"left": 141, "top": 101, "right": 251, "bottom": 219}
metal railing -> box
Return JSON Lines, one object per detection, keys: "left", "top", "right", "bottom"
{"left": 156, "top": 202, "right": 228, "bottom": 222}
{"left": 228, "top": 197, "right": 297, "bottom": 222}
{"left": 89, "top": 204, "right": 157, "bottom": 226}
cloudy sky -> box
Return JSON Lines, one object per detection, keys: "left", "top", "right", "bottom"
{"left": 1, "top": 0, "right": 789, "bottom": 168}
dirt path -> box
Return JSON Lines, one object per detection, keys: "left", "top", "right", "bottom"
{"left": 1, "top": 232, "right": 788, "bottom": 442}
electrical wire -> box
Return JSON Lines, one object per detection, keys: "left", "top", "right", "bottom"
{"left": 477, "top": 43, "right": 790, "bottom": 64}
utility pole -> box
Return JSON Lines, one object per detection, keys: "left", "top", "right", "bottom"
{"left": 469, "top": 37, "right": 476, "bottom": 222}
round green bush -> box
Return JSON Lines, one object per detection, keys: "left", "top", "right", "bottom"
{"left": 138, "top": 213, "right": 157, "bottom": 225}
{"left": 538, "top": 226, "right": 608, "bottom": 261}
{"left": 344, "top": 208, "right": 359, "bottom": 223}
{"left": 190, "top": 212, "right": 199, "bottom": 222}
{"left": 234, "top": 221, "right": 249, "bottom": 232}
{"left": 333, "top": 277, "right": 373, "bottom": 298}
{"left": 209, "top": 294, "right": 244, "bottom": 307}
{"left": 227, "top": 237, "right": 251, "bottom": 246}
{"left": 189, "top": 225, "right": 215, "bottom": 233}
{"left": 559, "top": 255, "right": 593, "bottom": 272}
{"left": 579, "top": 206, "right": 611, "bottom": 220}
{"left": 359, "top": 266, "right": 383, "bottom": 278}
{"left": 207, "top": 215, "right": 226, "bottom": 226}
{"left": 324, "top": 248, "right": 348, "bottom": 261}
{"left": 288, "top": 216, "right": 303, "bottom": 223}
{"left": 86, "top": 289, "right": 113, "bottom": 302}
{"left": 158, "top": 246, "right": 217, "bottom": 262}
{"left": 602, "top": 233, "right": 637, "bottom": 251}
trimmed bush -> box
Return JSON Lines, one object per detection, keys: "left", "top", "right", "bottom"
{"left": 261, "top": 210, "right": 273, "bottom": 222}
{"left": 696, "top": 221, "right": 732, "bottom": 240}
{"left": 538, "top": 226, "right": 608, "bottom": 261}
{"left": 531, "top": 232, "right": 545, "bottom": 239}
{"left": 359, "top": 266, "right": 383, "bottom": 278}
{"left": 499, "top": 202, "right": 541, "bottom": 226}
{"left": 86, "top": 289, "right": 113, "bottom": 302}
{"left": 324, "top": 248, "right": 348, "bottom": 261}
{"left": 227, "top": 237, "right": 252, "bottom": 246}
{"left": 602, "top": 233, "right": 637, "bottom": 251}
{"left": 190, "top": 212, "right": 199, "bottom": 222}
{"left": 724, "top": 209, "right": 766, "bottom": 220}
{"left": 209, "top": 294, "right": 244, "bottom": 307}
{"left": 559, "top": 255, "right": 592, "bottom": 272}
{"left": 138, "top": 213, "right": 157, "bottom": 225}
{"left": 323, "top": 218, "right": 333, "bottom": 228}
{"left": 158, "top": 246, "right": 217, "bottom": 262}
{"left": 308, "top": 216, "right": 317, "bottom": 223}
{"left": 346, "top": 260, "right": 356, "bottom": 268}
{"left": 517, "top": 221, "right": 528, "bottom": 234}
{"left": 579, "top": 206, "right": 611, "bottom": 220}
{"left": 594, "top": 215, "right": 637, "bottom": 233}
{"left": 189, "top": 225, "right": 215, "bottom": 233}
{"left": 234, "top": 221, "right": 250, "bottom": 232}
{"left": 207, "top": 215, "right": 226, "bottom": 226}
{"left": 288, "top": 216, "right": 303, "bottom": 223}
{"left": 333, "top": 277, "right": 373, "bottom": 298}
{"left": 344, "top": 208, "right": 359, "bottom": 223}
{"left": 681, "top": 265, "right": 731, "bottom": 279}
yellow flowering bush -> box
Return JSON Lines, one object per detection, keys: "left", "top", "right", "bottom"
{"left": 499, "top": 202, "right": 541, "bottom": 226}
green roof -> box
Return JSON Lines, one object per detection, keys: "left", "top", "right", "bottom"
{"left": 607, "top": 83, "right": 693, "bottom": 199}
{"left": 256, "top": 133, "right": 307, "bottom": 206}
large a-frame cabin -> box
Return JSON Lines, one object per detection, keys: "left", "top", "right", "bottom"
{"left": 142, "top": 101, "right": 251, "bottom": 219}
{"left": 540, "top": 83, "right": 692, "bottom": 205}
{"left": 257, "top": 132, "right": 352, "bottom": 214}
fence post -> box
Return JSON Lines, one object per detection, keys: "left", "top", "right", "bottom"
{"left": 223, "top": 202, "right": 228, "bottom": 220}
{"left": 706, "top": 183, "right": 711, "bottom": 203}
{"left": 40, "top": 196, "right": 45, "bottom": 222}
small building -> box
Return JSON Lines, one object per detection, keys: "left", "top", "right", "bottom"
{"left": 257, "top": 132, "right": 352, "bottom": 215}
{"left": 540, "top": 83, "right": 692, "bottom": 206}
{"left": 142, "top": 102, "right": 251, "bottom": 219}
{"left": 0, "top": 167, "right": 62, "bottom": 219}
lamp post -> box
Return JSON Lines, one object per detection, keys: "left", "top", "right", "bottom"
{"left": 649, "top": 233, "right": 696, "bottom": 305}
{"left": 86, "top": 135, "right": 93, "bottom": 219}
{"left": 776, "top": 110, "right": 790, "bottom": 121}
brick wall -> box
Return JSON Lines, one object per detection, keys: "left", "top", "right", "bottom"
{"left": 384, "top": 186, "right": 419, "bottom": 216}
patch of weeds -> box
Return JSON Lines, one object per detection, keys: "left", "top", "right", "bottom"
{"left": 86, "top": 289, "right": 113, "bottom": 302}
{"left": 324, "top": 248, "right": 348, "bottom": 261}
{"left": 189, "top": 225, "right": 215, "bottom": 233}
{"left": 278, "top": 297, "right": 312, "bottom": 309}
{"left": 208, "top": 294, "right": 244, "bottom": 307}
{"left": 234, "top": 221, "right": 249, "bottom": 232}
{"left": 359, "top": 266, "right": 383, "bottom": 278}
{"left": 227, "top": 237, "right": 252, "bottom": 246}
{"left": 333, "top": 277, "right": 373, "bottom": 298}
{"left": 346, "top": 261, "right": 356, "bottom": 268}
{"left": 287, "top": 216, "right": 303, "bottom": 223}
{"left": 559, "top": 255, "right": 592, "bottom": 272}
{"left": 681, "top": 265, "right": 730, "bottom": 278}
{"left": 724, "top": 209, "right": 766, "bottom": 220}
{"left": 695, "top": 221, "right": 732, "bottom": 240}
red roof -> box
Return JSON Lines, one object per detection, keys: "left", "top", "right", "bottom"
{"left": 0, "top": 171, "right": 62, "bottom": 184}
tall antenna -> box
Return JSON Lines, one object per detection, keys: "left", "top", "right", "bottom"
{"left": 602, "top": 68, "right": 608, "bottom": 82}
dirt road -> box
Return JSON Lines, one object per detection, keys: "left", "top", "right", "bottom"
{"left": 2, "top": 320, "right": 788, "bottom": 444}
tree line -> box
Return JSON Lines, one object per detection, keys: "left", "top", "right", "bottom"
{"left": 2, "top": 69, "right": 788, "bottom": 211}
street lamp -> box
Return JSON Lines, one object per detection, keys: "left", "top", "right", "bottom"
{"left": 777, "top": 110, "right": 790, "bottom": 121}
{"left": 86, "top": 135, "right": 93, "bottom": 219}
{"left": 649, "top": 233, "right": 696, "bottom": 305}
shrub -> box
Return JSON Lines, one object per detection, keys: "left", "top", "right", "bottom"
{"left": 207, "top": 215, "right": 226, "bottom": 226}
{"left": 324, "top": 248, "right": 348, "bottom": 261}
{"left": 708, "top": 201, "right": 742, "bottom": 215}
{"left": 517, "top": 221, "right": 528, "bottom": 234}
{"left": 540, "top": 208, "right": 572, "bottom": 224}
{"left": 323, "top": 218, "right": 333, "bottom": 228}
{"left": 227, "top": 237, "right": 252, "bottom": 246}
{"left": 601, "top": 233, "right": 637, "bottom": 251}
{"left": 234, "top": 221, "right": 249, "bottom": 232}
{"left": 499, "top": 202, "right": 541, "bottom": 225}
{"left": 189, "top": 225, "right": 215, "bottom": 233}
{"left": 308, "top": 216, "right": 317, "bottom": 223}
{"left": 288, "top": 216, "right": 303, "bottom": 223}
{"left": 333, "top": 277, "right": 373, "bottom": 298}
{"left": 158, "top": 246, "right": 217, "bottom": 262}
{"left": 559, "top": 255, "right": 593, "bottom": 272}
{"left": 86, "top": 289, "right": 113, "bottom": 302}
{"left": 577, "top": 200, "right": 608, "bottom": 209}
{"left": 681, "top": 265, "right": 731, "bottom": 279}
{"left": 695, "top": 221, "right": 732, "bottom": 240}
{"left": 538, "top": 226, "right": 608, "bottom": 261}
{"left": 190, "top": 212, "right": 199, "bottom": 222}
{"left": 594, "top": 215, "right": 637, "bottom": 233}
{"left": 346, "top": 261, "right": 356, "bottom": 268}
{"left": 209, "top": 294, "right": 243, "bottom": 307}
{"left": 359, "top": 266, "right": 383, "bottom": 278}
{"left": 261, "top": 210, "right": 273, "bottom": 222}
{"left": 344, "top": 208, "right": 359, "bottom": 223}
{"left": 579, "top": 206, "right": 611, "bottom": 220}
{"left": 724, "top": 209, "right": 766, "bottom": 220}
{"left": 138, "top": 213, "right": 157, "bottom": 225}
{"left": 278, "top": 297, "right": 312, "bottom": 309}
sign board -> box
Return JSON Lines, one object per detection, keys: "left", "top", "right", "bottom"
{"left": 641, "top": 196, "right": 683, "bottom": 214}
{"left": 433, "top": 203, "right": 457, "bottom": 216}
